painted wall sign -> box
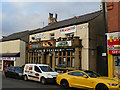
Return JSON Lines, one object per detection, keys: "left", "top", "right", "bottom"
{"left": 60, "top": 26, "right": 76, "bottom": 34}
{"left": 106, "top": 32, "right": 120, "bottom": 54}
{"left": 43, "top": 41, "right": 53, "bottom": 47}
{"left": 56, "top": 41, "right": 72, "bottom": 47}
{"left": 0, "top": 57, "right": 16, "bottom": 61}
{"left": 79, "top": 25, "right": 88, "bottom": 29}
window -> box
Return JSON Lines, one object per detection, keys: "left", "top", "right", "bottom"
{"left": 29, "top": 66, "right": 33, "bottom": 70}
{"left": 55, "top": 51, "right": 76, "bottom": 68}
{"left": 65, "top": 33, "right": 74, "bottom": 39}
{"left": 55, "top": 58, "right": 58, "bottom": 65}
{"left": 8, "top": 67, "right": 12, "bottom": 71}
{"left": 72, "top": 58, "right": 75, "bottom": 67}
{"left": 59, "top": 57, "right": 61, "bottom": 64}
{"left": 67, "top": 58, "right": 70, "bottom": 67}
{"left": 28, "top": 51, "right": 41, "bottom": 64}
{"left": 68, "top": 72, "right": 86, "bottom": 77}
{"left": 67, "top": 51, "right": 70, "bottom": 56}
{"left": 39, "top": 57, "right": 41, "bottom": 64}
{"left": 85, "top": 71, "right": 100, "bottom": 78}
{"left": 34, "top": 66, "right": 41, "bottom": 73}
{"left": 50, "top": 33, "right": 55, "bottom": 40}
{"left": 63, "top": 52, "right": 66, "bottom": 56}
{"left": 40, "top": 66, "right": 54, "bottom": 72}
{"left": 72, "top": 52, "right": 75, "bottom": 56}
{"left": 114, "top": 56, "right": 120, "bottom": 66}
{"left": 59, "top": 52, "right": 62, "bottom": 56}
{"left": 15, "top": 67, "right": 22, "bottom": 71}
{"left": 56, "top": 52, "right": 58, "bottom": 56}
{"left": 11, "top": 67, "right": 15, "bottom": 71}
{"left": 63, "top": 58, "right": 66, "bottom": 64}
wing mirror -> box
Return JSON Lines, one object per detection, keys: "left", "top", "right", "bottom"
{"left": 83, "top": 75, "right": 88, "bottom": 78}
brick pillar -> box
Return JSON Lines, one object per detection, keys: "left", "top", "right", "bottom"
{"left": 41, "top": 52, "right": 44, "bottom": 64}
{"left": 75, "top": 48, "right": 80, "bottom": 70}
{"left": 46, "top": 54, "right": 50, "bottom": 65}
{"left": 52, "top": 52, "right": 55, "bottom": 70}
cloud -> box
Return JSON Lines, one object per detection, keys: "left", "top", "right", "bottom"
{"left": 2, "top": 2, "right": 101, "bottom": 36}
{"left": 1, "top": 0, "right": 101, "bottom": 2}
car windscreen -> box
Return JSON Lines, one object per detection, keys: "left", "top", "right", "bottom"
{"left": 84, "top": 71, "right": 101, "bottom": 78}
{"left": 39, "top": 66, "right": 54, "bottom": 72}
{"left": 14, "top": 67, "right": 22, "bottom": 72}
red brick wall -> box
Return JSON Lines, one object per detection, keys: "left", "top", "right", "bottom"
{"left": 119, "top": 2, "right": 120, "bottom": 31}
{"left": 107, "top": 2, "right": 120, "bottom": 32}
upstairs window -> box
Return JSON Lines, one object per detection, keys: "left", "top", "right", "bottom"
{"left": 50, "top": 33, "right": 55, "bottom": 40}
{"left": 65, "top": 33, "right": 74, "bottom": 39}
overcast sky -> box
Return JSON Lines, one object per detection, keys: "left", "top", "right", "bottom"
{"left": 1, "top": 1, "right": 101, "bottom": 37}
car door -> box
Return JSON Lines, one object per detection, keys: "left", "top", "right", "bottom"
{"left": 68, "top": 71, "right": 93, "bottom": 89}
{"left": 6, "top": 67, "right": 12, "bottom": 77}
{"left": 11, "top": 67, "right": 15, "bottom": 77}
{"left": 32, "top": 66, "right": 42, "bottom": 81}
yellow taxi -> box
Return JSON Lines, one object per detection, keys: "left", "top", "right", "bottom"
{"left": 56, "top": 70, "right": 120, "bottom": 90}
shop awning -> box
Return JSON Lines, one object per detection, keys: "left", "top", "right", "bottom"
{"left": 0, "top": 53, "right": 20, "bottom": 57}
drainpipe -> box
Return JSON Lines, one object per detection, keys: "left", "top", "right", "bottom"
{"left": 102, "top": 1, "right": 108, "bottom": 76}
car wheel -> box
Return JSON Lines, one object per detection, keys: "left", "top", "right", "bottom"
{"left": 41, "top": 77, "right": 46, "bottom": 85}
{"left": 60, "top": 79, "right": 69, "bottom": 88}
{"left": 24, "top": 75, "right": 28, "bottom": 81}
{"left": 95, "top": 84, "right": 108, "bottom": 90}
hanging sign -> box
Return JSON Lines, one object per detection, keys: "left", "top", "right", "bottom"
{"left": 56, "top": 41, "right": 72, "bottom": 47}
{"left": 43, "top": 41, "right": 53, "bottom": 47}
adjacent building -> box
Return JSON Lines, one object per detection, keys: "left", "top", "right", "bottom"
{"left": 106, "top": 1, "right": 120, "bottom": 79}
{"left": 28, "top": 11, "right": 107, "bottom": 75}
{"left": 0, "top": 30, "right": 31, "bottom": 71}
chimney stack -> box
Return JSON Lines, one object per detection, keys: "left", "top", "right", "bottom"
{"left": 48, "top": 13, "right": 58, "bottom": 24}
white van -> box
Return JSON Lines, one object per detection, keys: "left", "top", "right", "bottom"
{"left": 23, "top": 64, "right": 58, "bottom": 84}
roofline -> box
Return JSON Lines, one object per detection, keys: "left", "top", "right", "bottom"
{"left": 31, "top": 10, "right": 102, "bottom": 35}
{"left": 0, "top": 38, "right": 28, "bottom": 43}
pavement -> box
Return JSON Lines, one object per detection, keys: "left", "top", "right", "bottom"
{"left": 0, "top": 71, "right": 2, "bottom": 89}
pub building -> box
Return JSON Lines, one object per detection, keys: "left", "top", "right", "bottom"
{"left": 28, "top": 11, "right": 107, "bottom": 74}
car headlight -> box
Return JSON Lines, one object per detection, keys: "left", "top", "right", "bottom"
{"left": 108, "top": 83, "right": 118, "bottom": 86}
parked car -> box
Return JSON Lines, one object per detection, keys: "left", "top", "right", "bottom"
{"left": 56, "top": 70, "right": 120, "bottom": 90}
{"left": 23, "top": 64, "right": 58, "bottom": 84}
{"left": 4, "top": 66, "right": 23, "bottom": 79}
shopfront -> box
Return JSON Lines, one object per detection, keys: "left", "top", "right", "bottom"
{"left": 106, "top": 32, "right": 120, "bottom": 79}
{"left": 28, "top": 36, "right": 82, "bottom": 71}
{"left": 0, "top": 57, "right": 15, "bottom": 71}
{"left": 0, "top": 53, "right": 20, "bottom": 71}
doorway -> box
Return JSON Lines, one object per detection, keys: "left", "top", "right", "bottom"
{"left": 44, "top": 52, "right": 52, "bottom": 67}
{"left": 114, "top": 56, "right": 120, "bottom": 79}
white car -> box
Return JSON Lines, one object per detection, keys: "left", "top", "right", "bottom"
{"left": 23, "top": 64, "right": 58, "bottom": 84}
